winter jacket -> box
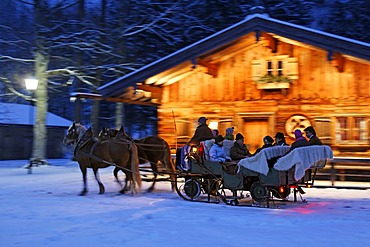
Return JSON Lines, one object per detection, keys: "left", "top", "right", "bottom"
{"left": 308, "top": 135, "right": 323, "bottom": 145}
{"left": 290, "top": 139, "right": 310, "bottom": 151}
{"left": 187, "top": 123, "right": 214, "bottom": 146}
{"left": 209, "top": 144, "right": 231, "bottom": 163}
{"left": 230, "top": 142, "right": 251, "bottom": 160}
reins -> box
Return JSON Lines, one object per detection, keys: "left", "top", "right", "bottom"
{"left": 74, "top": 135, "right": 142, "bottom": 175}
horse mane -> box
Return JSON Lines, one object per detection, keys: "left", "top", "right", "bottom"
{"left": 75, "top": 123, "right": 87, "bottom": 140}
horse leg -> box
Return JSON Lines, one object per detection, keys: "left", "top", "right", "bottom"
{"left": 162, "top": 158, "right": 176, "bottom": 192}
{"left": 93, "top": 167, "right": 105, "bottom": 194}
{"left": 119, "top": 170, "right": 131, "bottom": 194}
{"left": 113, "top": 166, "right": 123, "bottom": 186}
{"left": 147, "top": 162, "right": 158, "bottom": 192}
{"left": 79, "top": 164, "right": 88, "bottom": 196}
{"left": 167, "top": 163, "right": 176, "bottom": 192}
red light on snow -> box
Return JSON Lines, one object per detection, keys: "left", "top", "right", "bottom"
{"left": 290, "top": 185, "right": 297, "bottom": 189}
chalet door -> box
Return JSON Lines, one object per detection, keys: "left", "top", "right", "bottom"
{"left": 243, "top": 118, "right": 269, "bottom": 153}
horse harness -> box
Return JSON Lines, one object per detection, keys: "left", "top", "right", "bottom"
{"left": 74, "top": 136, "right": 137, "bottom": 173}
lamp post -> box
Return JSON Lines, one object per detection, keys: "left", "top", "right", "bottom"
{"left": 25, "top": 78, "right": 39, "bottom": 173}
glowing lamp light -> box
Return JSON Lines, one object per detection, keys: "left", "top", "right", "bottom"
{"left": 208, "top": 121, "right": 218, "bottom": 130}
{"left": 25, "top": 78, "right": 39, "bottom": 90}
{"left": 279, "top": 186, "right": 285, "bottom": 194}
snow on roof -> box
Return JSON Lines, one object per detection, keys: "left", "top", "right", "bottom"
{"left": 0, "top": 103, "right": 72, "bottom": 127}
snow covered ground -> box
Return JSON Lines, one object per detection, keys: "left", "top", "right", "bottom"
{"left": 0, "top": 159, "right": 369, "bottom": 247}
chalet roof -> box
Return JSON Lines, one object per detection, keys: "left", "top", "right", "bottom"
{"left": 98, "top": 13, "right": 370, "bottom": 98}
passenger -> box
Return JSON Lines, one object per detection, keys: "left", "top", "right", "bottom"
{"left": 304, "top": 126, "right": 323, "bottom": 145}
{"left": 209, "top": 135, "right": 231, "bottom": 163}
{"left": 254, "top": 135, "right": 274, "bottom": 155}
{"left": 224, "top": 127, "right": 234, "bottom": 140}
{"left": 230, "top": 133, "right": 252, "bottom": 161}
{"left": 274, "top": 132, "right": 289, "bottom": 146}
{"left": 187, "top": 116, "right": 214, "bottom": 146}
{"left": 290, "top": 129, "right": 310, "bottom": 151}
{"left": 212, "top": 129, "right": 219, "bottom": 137}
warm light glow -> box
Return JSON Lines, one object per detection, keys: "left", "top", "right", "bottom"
{"left": 279, "top": 186, "right": 285, "bottom": 193}
{"left": 25, "top": 78, "right": 39, "bottom": 90}
{"left": 209, "top": 121, "right": 218, "bottom": 130}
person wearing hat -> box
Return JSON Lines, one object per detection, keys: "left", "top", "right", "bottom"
{"left": 187, "top": 116, "right": 214, "bottom": 146}
{"left": 230, "top": 133, "right": 252, "bottom": 161}
{"left": 209, "top": 135, "right": 231, "bottom": 163}
{"left": 290, "top": 129, "right": 310, "bottom": 151}
{"left": 225, "top": 127, "right": 235, "bottom": 140}
{"left": 273, "top": 132, "right": 288, "bottom": 146}
{"left": 254, "top": 135, "right": 274, "bottom": 155}
{"left": 304, "top": 126, "right": 322, "bottom": 146}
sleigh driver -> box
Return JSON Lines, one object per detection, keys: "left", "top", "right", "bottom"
{"left": 177, "top": 116, "right": 214, "bottom": 171}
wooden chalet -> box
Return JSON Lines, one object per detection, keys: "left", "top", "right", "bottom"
{"left": 96, "top": 11, "right": 370, "bottom": 157}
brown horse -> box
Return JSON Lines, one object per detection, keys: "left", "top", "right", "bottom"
{"left": 99, "top": 127, "right": 176, "bottom": 192}
{"left": 64, "top": 123, "right": 141, "bottom": 196}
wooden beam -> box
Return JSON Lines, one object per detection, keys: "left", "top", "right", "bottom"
{"left": 136, "top": 84, "right": 162, "bottom": 94}
{"left": 154, "top": 66, "right": 193, "bottom": 85}
{"left": 263, "top": 33, "right": 278, "bottom": 53}
{"left": 331, "top": 52, "right": 346, "bottom": 73}
{"left": 74, "top": 92, "right": 160, "bottom": 106}
{"left": 197, "top": 58, "right": 219, "bottom": 77}
{"left": 162, "top": 70, "right": 198, "bottom": 86}
{"left": 145, "top": 61, "right": 193, "bottom": 85}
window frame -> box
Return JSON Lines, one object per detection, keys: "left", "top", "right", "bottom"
{"left": 335, "top": 116, "right": 368, "bottom": 144}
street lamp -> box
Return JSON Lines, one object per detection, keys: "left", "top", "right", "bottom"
{"left": 25, "top": 78, "right": 38, "bottom": 173}
{"left": 25, "top": 78, "right": 39, "bottom": 91}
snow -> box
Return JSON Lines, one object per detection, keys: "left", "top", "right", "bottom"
{"left": 0, "top": 159, "right": 369, "bottom": 247}
{"left": 0, "top": 103, "right": 72, "bottom": 127}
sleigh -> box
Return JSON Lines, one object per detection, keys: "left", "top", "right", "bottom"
{"left": 175, "top": 141, "right": 333, "bottom": 207}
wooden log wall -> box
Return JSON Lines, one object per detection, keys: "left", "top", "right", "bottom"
{"left": 157, "top": 32, "right": 370, "bottom": 156}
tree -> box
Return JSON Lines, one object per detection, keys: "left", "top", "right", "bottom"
{"left": 0, "top": 0, "right": 214, "bottom": 161}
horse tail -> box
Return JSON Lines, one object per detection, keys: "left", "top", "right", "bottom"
{"left": 129, "top": 142, "right": 142, "bottom": 191}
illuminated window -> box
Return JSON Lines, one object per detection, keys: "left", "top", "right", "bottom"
{"left": 218, "top": 118, "right": 233, "bottom": 137}
{"left": 176, "top": 119, "right": 190, "bottom": 138}
{"left": 335, "top": 117, "right": 367, "bottom": 143}
{"left": 277, "top": 61, "right": 283, "bottom": 76}
{"left": 266, "top": 59, "right": 284, "bottom": 76}
{"left": 314, "top": 118, "right": 331, "bottom": 145}
{"left": 267, "top": 61, "right": 274, "bottom": 75}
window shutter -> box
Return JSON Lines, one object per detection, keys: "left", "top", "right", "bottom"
{"left": 284, "top": 57, "right": 298, "bottom": 80}
{"left": 251, "top": 60, "right": 264, "bottom": 82}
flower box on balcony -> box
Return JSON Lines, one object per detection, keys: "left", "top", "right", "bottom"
{"left": 256, "top": 82, "right": 290, "bottom": 89}
{"left": 256, "top": 74, "right": 293, "bottom": 89}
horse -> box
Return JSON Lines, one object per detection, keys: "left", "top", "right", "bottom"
{"left": 64, "top": 123, "right": 141, "bottom": 196}
{"left": 98, "top": 126, "right": 176, "bottom": 192}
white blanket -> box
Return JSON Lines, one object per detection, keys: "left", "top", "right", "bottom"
{"left": 201, "top": 139, "right": 215, "bottom": 160}
{"left": 223, "top": 140, "right": 235, "bottom": 157}
{"left": 274, "top": 145, "right": 333, "bottom": 180}
{"left": 237, "top": 146, "right": 290, "bottom": 175}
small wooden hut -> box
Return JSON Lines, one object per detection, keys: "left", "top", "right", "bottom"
{"left": 0, "top": 103, "right": 72, "bottom": 160}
